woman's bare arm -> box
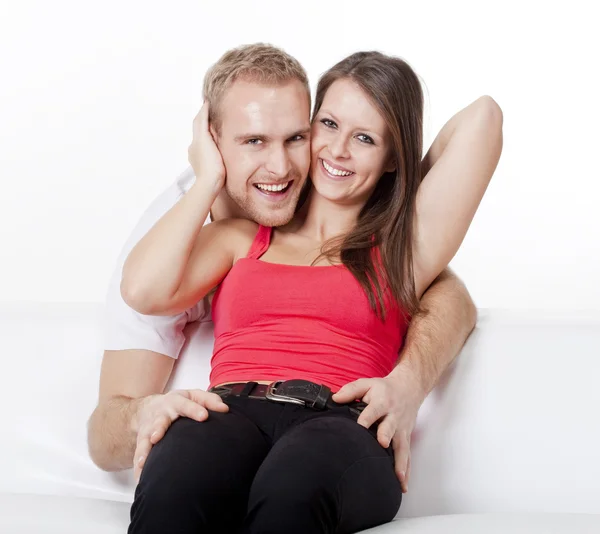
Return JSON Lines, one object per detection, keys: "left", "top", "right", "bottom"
{"left": 121, "top": 200, "right": 256, "bottom": 317}
{"left": 413, "top": 96, "right": 503, "bottom": 297}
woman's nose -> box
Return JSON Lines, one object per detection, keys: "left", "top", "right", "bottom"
{"left": 329, "top": 135, "right": 350, "bottom": 160}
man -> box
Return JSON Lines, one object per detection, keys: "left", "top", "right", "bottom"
{"left": 88, "top": 43, "right": 477, "bottom": 529}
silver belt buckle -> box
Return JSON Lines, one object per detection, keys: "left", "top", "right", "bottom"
{"left": 265, "top": 381, "right": 305, "bottom": 406}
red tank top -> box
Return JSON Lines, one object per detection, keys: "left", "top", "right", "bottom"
{"left": 209, "top": 225, "right": 410, "bottom": 392}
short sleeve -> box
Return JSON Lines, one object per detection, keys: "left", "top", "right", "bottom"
{"left": 103, "top": 167, "right": 207, "bottom": 359}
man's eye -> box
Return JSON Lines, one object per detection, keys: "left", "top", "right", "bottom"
{"left": 356, "top": 134, "right": 374, "bottom": 144}
{"left": 247, "top": 139, "right": 262, "bottom": 145}
{"left": 320, "top": 119, "right": 336, "bottom": 128}
{"left": 289, "top": 135, "right": 305, "bottom": 142}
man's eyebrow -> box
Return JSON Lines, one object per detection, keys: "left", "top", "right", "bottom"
{"left": 234, "top": 133, "right": 270, "bottom": 143}
{"left": 288, "top": 127, "right": 311, "bottom": 138}
{"left": 234, "top": 127, "right": 311, "bottom": 143}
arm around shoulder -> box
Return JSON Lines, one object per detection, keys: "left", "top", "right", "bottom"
{"left": 121, "top": 217, "right": 257, "bottom": 317}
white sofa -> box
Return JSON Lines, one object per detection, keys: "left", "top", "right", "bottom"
{"left": 1, "top": 302, "right": 599, "bottom": 533}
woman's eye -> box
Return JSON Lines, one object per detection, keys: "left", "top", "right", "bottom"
{"left": 356, "top": 134, "right": 374, "bottom": 144}
{"left": 320, "top": 118, "right": 336, "bottom": 128}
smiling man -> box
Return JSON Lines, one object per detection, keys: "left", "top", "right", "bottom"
{"left": 205, "top": 76, "right": 312, "bottom": 225}
{"left": 88, "top": 43, "right": 477, "bottom": 533}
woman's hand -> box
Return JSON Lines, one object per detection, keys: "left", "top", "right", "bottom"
{"left": 188, "top": 102, "right": 227, "bottom": 192}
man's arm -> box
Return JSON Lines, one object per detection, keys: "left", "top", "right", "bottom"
{"left": 88, "top": 161, "right": 229, "bottom": 475}
{"left": 332, "top": 267, "right": 477, "bottom": 492}
{"left": 88, "top": 349, "right": 229, "bottom": 475}
{"left": 389, "top": 267, "right": 477, "bottom": 398}
{"left": 87, "top": 349, "right": 174, "bottom": 471}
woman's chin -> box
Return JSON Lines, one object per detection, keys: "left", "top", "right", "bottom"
{"left": 312, "top": 184, "right": 351, "bottom": 204}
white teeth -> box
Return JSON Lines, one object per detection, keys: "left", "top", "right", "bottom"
{"left": 255, "top": 181, "right": 290, "bottom": 192}
{"left": 322, "top": 160, "right": 353, "bottom": 177}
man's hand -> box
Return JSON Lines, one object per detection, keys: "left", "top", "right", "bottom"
{"left": 133, "top": 389, "right": 229, "bottom": 481}
{"left": 332, "top": 371, "right": 424, "bottom": 494}
{"left": 188, "top": 103, "right": 227, "bottom": 192}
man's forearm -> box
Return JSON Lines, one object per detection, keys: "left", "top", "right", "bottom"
{"left": 87, "top": 395, "right": 142, "bottom": 472}
{"left": 390, "top": 269, "right": 477, "bottom": 400}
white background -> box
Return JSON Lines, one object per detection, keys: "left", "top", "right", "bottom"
{"left": 1, "top": 0, "right": 598, "bottom": 310}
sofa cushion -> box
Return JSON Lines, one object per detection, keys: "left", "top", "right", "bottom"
{"left": 1, "top": 493, "right": 599, "bottom": 534}
{"left": 1, "top": 304, "right": 600, "bottom": 517}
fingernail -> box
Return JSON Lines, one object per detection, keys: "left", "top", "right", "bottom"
{"left": 151, "top": 431, "right": 158, "bottom": 439}
{"left": 137, "top": 456, "right": 145, "bottom": 466}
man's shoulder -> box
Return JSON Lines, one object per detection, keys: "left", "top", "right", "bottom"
{"left": 141, "top": 166, "right": 198, "bottom": 222}
{"left": 124, "top": 167, "right": 208, "bottom": 246}
{"left": 103, "top": 166, "right": 207, "bottom": 359}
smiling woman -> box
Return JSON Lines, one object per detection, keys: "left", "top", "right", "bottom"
{"left": 304, "top": 52, "right": 426, "bottom": 318}
{"left": 304, "top": 52, "right": 501, "bottom": 316}
{"left": 311, "top": 78, "right": 396, "bottom": 202}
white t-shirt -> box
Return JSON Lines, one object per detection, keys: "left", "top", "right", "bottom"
{"left": 104, "top": 166, "right": 210, "bottom": 358}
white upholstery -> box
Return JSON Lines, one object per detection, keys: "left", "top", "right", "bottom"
{"left": 1, "top": 303, "right": 599, "bottom": 532}
{"left": 1, "top": 494, "right": 599, "bottom": 534}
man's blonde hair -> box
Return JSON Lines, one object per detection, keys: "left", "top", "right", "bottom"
{"left": 203, "top": 43, "right": 310, "bottom": 132}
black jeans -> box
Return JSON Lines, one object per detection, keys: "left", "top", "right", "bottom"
{"left": 128, "top": 393, "right": 402, "bottom": 534}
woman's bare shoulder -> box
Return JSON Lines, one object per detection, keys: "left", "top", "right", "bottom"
{"left": 208, "top": 218, "right": 259, "bottom": 258}
{"left": 221, "top": 218, "right": 259, "bottom": 238}
{"left": 208, "top": 217, "right": 258, "bottom": 234}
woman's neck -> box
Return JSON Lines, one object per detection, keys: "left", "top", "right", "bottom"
{"left": 286, "top": 189, "right": 363, "bottom": 242}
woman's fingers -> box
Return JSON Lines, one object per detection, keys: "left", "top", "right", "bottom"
{"left": 192, "top": 102, "right": 209, "bottom": 138}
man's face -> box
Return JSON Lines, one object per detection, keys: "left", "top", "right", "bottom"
{"left": 215, "top": 79, "right": 311, "bottom": 227}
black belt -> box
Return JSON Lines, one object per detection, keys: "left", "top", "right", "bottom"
{"left": 209, "top": 379, "right": 367, "bottom": 418}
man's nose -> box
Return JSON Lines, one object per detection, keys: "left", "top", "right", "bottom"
{"left": 265, "top": 146, "right": 292, "bottom": 178}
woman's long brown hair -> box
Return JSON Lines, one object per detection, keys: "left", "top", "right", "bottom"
{"left": 313, "top": 51, "right": 424, "bottom": 320}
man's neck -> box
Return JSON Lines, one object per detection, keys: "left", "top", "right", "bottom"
{"left": 209, "top": 190, "right": 247, "bottom": 222}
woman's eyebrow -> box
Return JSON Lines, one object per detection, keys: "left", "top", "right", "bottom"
{"left": 318, "top": 109, "right": 383, "bottom": 139}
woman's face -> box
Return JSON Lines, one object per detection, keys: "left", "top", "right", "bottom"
{"left": 310, "top": 78, "right": 394, "bottom": 206}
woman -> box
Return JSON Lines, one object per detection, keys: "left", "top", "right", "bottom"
{"left": 123, "top": 51, "right": 503, "bottom": 533}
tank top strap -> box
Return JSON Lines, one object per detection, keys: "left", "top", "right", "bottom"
{"left": 246, "top": 225, "right": 273, "bottom": 260}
